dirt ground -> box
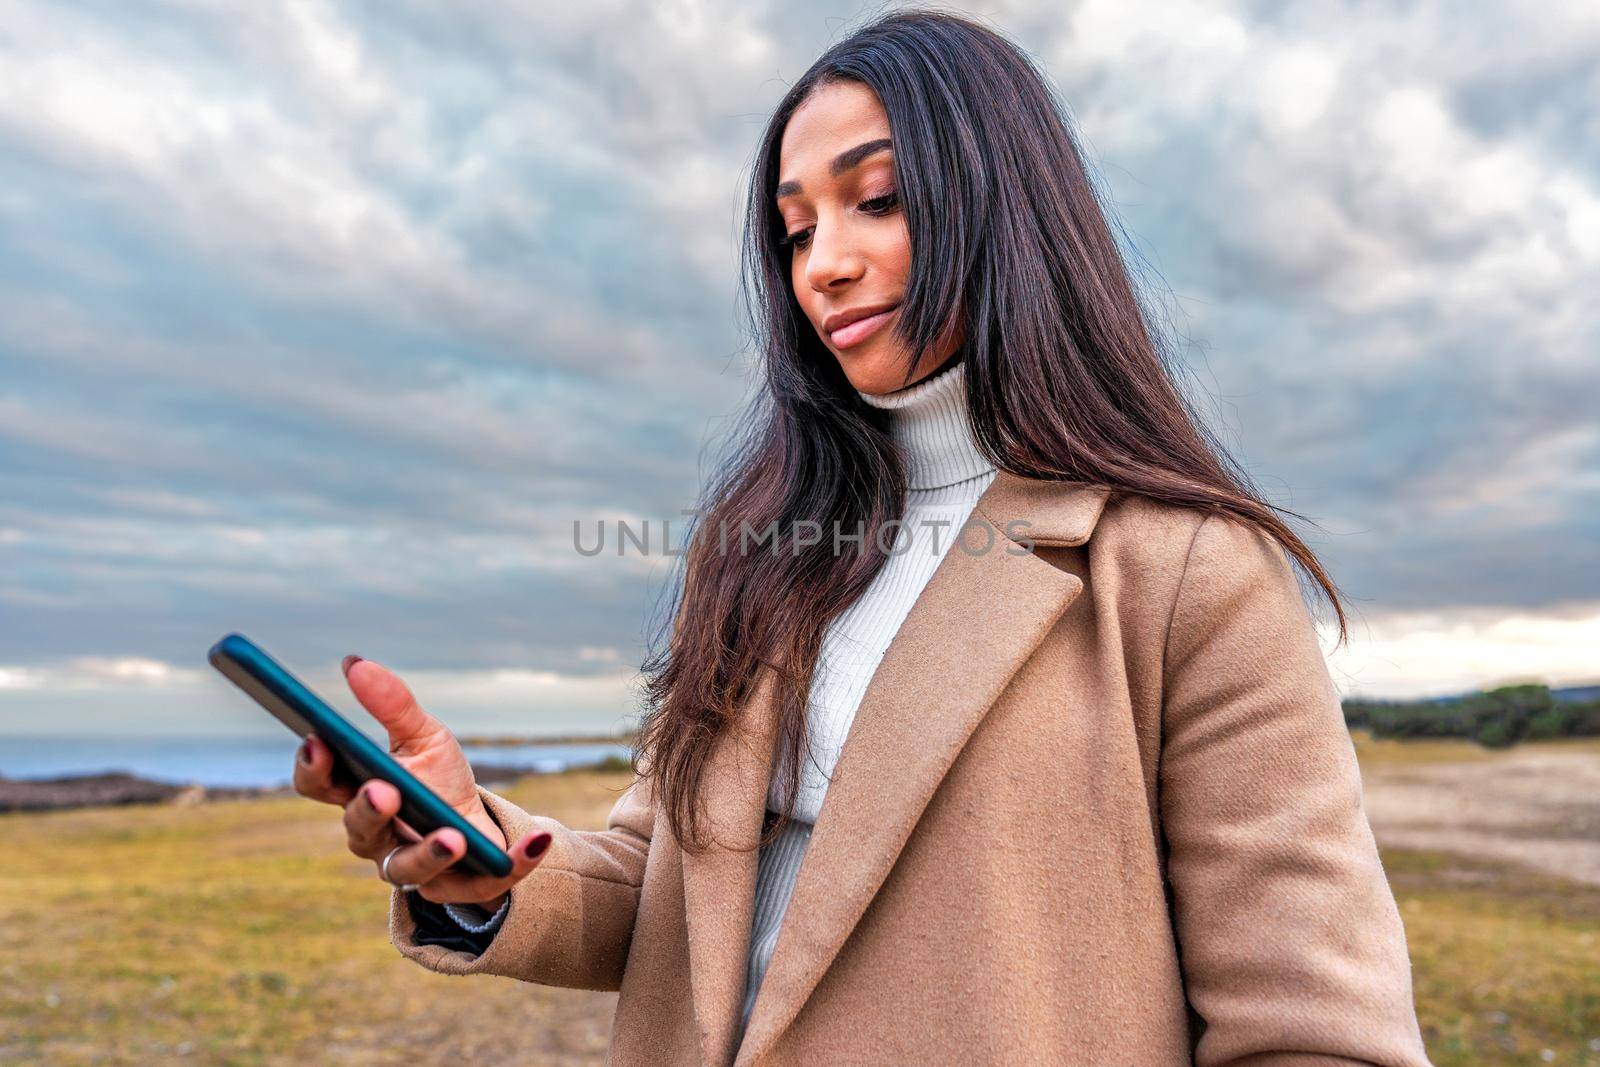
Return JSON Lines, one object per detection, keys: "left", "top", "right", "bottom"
{"left": 1359, "top": 740, "right": 1600, "bottom": 888}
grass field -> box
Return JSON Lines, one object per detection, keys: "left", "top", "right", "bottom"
{"left": 3, "top": 740, "right": 1597, "bottom": 1065}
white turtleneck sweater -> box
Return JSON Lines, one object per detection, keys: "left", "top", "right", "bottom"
{"left": 738, "top": 360, "right": 995, "bottom": 1032}
{"left": 431, "top": 361, "right": 1000, "bottom": 1036}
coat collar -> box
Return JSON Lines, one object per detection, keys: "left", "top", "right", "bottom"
{"left": 679, "top": 470, "right": 1113, "bottom": 1067}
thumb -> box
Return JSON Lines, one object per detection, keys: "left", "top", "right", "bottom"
{"left": 342, "top": 655, "right": 445, "bottom": 755}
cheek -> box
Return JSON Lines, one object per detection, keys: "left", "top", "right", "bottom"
{"left": 872, "top": 227, "right": 912, "bottom": 285}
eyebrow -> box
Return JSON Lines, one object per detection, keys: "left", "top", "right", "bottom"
{"left": 775, "top": 138, "right": 893, "bottom": 201}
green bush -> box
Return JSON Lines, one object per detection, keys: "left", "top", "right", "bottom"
{"left": 1343, "top": 684, "right": 1600, "bottom": 749}
{"left": 1525, "top": 706, "right": 1573, "bottom": 740}
{"left": 1474, "top": 718, "right": 1514, "bottom": 748}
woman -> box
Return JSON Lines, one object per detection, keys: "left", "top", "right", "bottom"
{"left": 294, "top": 11, "right": 1433, "bottom": 1066}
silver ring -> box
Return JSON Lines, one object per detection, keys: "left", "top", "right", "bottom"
{"left": 381, "top": 845, "right": 421, "bottom": 893}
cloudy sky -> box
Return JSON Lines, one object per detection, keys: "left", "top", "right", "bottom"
{"left": 1, "top": 0, "right": 1596, "bottom": 741}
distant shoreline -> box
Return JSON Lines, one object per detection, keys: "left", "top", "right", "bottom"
{"left": 456, "top": 732, "right": 638, "bottom": 747}
{"left": 0, "top": 752, "right": 634, "bottom": 814}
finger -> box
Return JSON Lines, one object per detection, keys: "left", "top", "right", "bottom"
{"left": 292, "top": 734, "right": 356, "bottom": 805}
{"left": 404, "top": 829, "right": 556, "bottom": 906}
{"left": 380, "top": 827, "right": 472, "bottom": 891}
{"left": 343, "top": 778, "right": 404, "bottom": 860}
{"left": 505, "top": 829, "right": 555, "bottom": 880}
{"left": 341, "top": 656, "right": 447, "bottom": 757}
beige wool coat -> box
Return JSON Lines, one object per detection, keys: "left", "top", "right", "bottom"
{"left": 388, "top": 470, "right": 1434, "bottom": 1067}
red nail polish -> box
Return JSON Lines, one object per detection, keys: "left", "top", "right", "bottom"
{"left": 342, "top": 654, "right": 364, "bottom": 676}
{"left": 524, "top": 833, "right": 552, "bottom": 859}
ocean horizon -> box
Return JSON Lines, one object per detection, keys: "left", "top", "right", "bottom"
{"left": 0, "top": 733, "right": 634, "bottom": 788}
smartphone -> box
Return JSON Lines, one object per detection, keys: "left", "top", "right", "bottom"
{"left": 207, "top": 632, "right": 514, "bottom": 879}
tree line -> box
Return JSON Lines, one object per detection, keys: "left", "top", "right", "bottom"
{"left": 1343, "top": 683, "right": 1600, "bottom": 748}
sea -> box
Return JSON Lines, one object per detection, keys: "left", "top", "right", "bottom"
{"left": 0, "top": 734, "right": 634, "bottom": 789}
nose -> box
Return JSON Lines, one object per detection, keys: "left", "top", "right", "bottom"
{"left": 803, "top": 217, "right": 865, "bottom": 294}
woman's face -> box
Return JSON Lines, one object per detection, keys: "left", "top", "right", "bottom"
{"left": 776, "top": 80, "right": 960, "bottom": 396}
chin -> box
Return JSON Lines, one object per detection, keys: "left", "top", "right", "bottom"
{"left": 836, "top": 351, "right": 911, "bottom": 396}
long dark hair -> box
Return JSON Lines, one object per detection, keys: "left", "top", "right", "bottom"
{"left": 634, "top": 8, "right": 1350, "bottom": 853}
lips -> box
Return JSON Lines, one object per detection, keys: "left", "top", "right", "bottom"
{"left": 823, "top": 301, "right": 901, "bottom": 336}
{"left": 827, "top": 302, "right": 902, "bottom": 348}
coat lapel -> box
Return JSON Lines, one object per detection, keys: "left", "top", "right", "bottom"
{"left": 680, "top": 655, "right": 783, "bottom": 1067}
{"left": 682, "top": 471, "right": 1112, "bottom": 1067}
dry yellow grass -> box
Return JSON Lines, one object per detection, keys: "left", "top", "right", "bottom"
{"left": 1, "top": 770, "right": 634, "bottom": 1065}
{"left": 3, "top": 741, "right": 1598, "bottom": 1064}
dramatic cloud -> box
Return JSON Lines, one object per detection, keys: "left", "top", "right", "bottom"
{"left": 0, "top": 0, "right": 1594, "bottom": 737}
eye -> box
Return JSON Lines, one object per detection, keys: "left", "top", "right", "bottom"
{"left": 859, "top": 190, "right": 900, "bottom": 216}
{"left": 778, "top": 189, "right": 900, "bottom": 252}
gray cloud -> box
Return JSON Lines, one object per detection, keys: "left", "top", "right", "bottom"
{"left": 0, "top": 0, "right": 1595, "bottom": 731}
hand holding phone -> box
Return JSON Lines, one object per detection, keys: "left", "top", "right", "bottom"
{"left": 209, "top": 634, "right": 555, "bottom": 908}
{"left": 295, "top": 659, "right": 554, "bottom": 913}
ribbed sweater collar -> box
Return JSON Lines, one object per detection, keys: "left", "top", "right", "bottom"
{"left": 856, "top": 360, "right": 996, "bottom": 491}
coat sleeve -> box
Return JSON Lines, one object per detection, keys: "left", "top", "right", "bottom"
{"left": 387, "top": 768, "right": 655, "bottom": 991}
{"left": 1158, "top": 512, "right": 1433, "bottom": 1067}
